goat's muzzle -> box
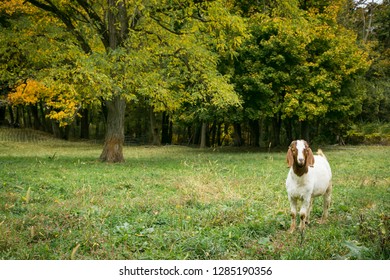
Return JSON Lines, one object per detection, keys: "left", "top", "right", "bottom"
{"left": 297, "top": 158, "right": 305, "bottom": 167}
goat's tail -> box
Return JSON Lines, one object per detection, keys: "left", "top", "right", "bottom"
{"left": 317, "top": 149, "right": 327, "bottom": 159}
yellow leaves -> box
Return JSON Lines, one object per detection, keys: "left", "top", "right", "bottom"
{"left": 8, "top": 79, "right": 81, "bottom": 127}
{"left": 272, "top": 0, "right": 302, "bottom": 19}
{"left": 0, "top": 0, "right": 38, "bottom": 15}
{"left": 45, "top": 83, "right": 81, "bottom": 127}
{"left": 283, "top": 92, "right": 300, "bottom": 118}
{"left": 323, "top": 0, "right": 342, "bottom": 22}
{"left": 8, "top": 79, "right": 49, "bottom": 106}
{"left": 199, "top": 0, "right": 248, "bottom": 56}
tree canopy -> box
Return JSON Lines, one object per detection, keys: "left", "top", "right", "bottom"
{"left": 234, "top": 1, "right": 371, "bottom": 145}
{"left": 1, "top": 0, "right": 388, "bottom": 155}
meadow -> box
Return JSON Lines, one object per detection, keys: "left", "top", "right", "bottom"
{"left": 0, "top": 128, "right": 389, "bottom": 260}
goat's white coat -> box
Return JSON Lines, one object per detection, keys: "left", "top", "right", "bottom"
{"left": 285, "top": 140, "right": 332, "bottom": 231}
{"left": 295, "top": 140, "right": 307, "bottom": 166}
{"left": 286, "top": 155, "right": 332, "bottom": 199}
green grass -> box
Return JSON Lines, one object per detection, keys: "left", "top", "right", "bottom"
{"left": 0, "top": 128, "right": 389, "bottom": 260}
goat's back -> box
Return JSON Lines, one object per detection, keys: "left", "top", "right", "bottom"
{"left": 311, "top": 154, "right": 332, "bottom": 196}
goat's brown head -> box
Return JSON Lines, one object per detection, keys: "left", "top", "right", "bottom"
{"left": 286, "top": 140, "right": 315, "bottom": 175}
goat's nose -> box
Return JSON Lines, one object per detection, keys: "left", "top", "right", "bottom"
{"left": 298, "top": 158, "right": 305, "bottom": 165}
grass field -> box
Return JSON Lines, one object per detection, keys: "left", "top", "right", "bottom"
{"left": 0, "top": 128, "right": 389, "bottom": 260}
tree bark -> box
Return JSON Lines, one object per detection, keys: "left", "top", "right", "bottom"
{"left": 300, "top": 120, "right": 310, "bottom": 142}
{"left": 210, "top": 120, "right": 217, "bottom": 146}
{"left": 271, "top": 116, "right": 281, "bottom": 147}
{"left": 249, "top": 119, "right": 260, "bottom": 147}
{"left": 100, "top": 96, "right": 126, "bottom": 162}
{"left": 30, "top": 105, "right": 42, "bottom": 130}
{"left": 216, "top": 122, "right": 222, "bottom": 146}
{"left": 98, "top": 0, "right": 129, "bottom": 161}
{"left": 161, "top": 112, "right": 171, "bottom": 144}
{"left": 149, "top": 107, "right": 161, "bottom": 146}
{"left": 0, "top": 106, "right": 6, "bottom": 126}
{"left": 200, "top": 122, "right": 208, "bottom": 148}
{"left": 8, "top": 106, "right": 15, "bottom": 126}
{"left": 233, "top": 123, "right": 244, "bottom": 146}
{"left": 285, "top": 119, "right": 293, "bottom": 145}
{"left": 80, "top": 108, "right": 89, "bottom": 139}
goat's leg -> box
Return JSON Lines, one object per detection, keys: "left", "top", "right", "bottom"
{"left": 299, "top": 212, "right": 306, "bottom": 231}
{"left": 306, "top": 197, "right": 314, "bottom": 225}
{"left": 320, "top": 183, "right": 332, "bottom": 224}
{"left": 289, "top": 198, "right": 297, "bottom": 233}
{"left": 299, "top": 197, "right": 311, "bottom": 231}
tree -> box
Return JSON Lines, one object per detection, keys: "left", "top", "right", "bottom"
{"left": 358, "top": 0, "right": 390, "bottom": 122}
{"left": 2, "top": 0, "right": 245, "bottom": 160}
{"left": 335, "top": 0, "right": 390, "bottom": 125}
{"left": 19, "top": 0, "right": 130, "bottom": 162}
{"left": 233, "top": 0, "right": 370, "bottom": 145}
{"left": 1, "top": 0, "right": 90, "bottom": 134}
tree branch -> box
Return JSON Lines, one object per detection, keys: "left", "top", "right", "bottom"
{"left": 25, "top": 0, "right": 93, "bottom": 54}
{"left": 74, "top": 0, "right": 110, "bottom": 50}
{"left": 150, "top": 14, "right": 185, "bottom": 36}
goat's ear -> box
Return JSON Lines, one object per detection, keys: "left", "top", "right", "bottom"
{"left": 286, "top": 148, "right": 294, "bottom": 167}
{"left": 306, "top": 148, "right": 315, "bottom": 167}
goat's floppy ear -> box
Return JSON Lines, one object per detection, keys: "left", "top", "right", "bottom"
{"left": 306, "top": 148, "right": 315, "bottom": 167}
{"left": 286, "top": 148, "right": 294, "bottom": 167}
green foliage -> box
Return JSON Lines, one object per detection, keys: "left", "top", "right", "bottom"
{"left": 339, "top": 0, "right": 390, "bottom": 125}
{"left": 234, "top": 3, "right": 370, "bottom": 126}
{"left": 0, "top": 3, "right": 73, "bottom": 84}
{"left": 1, "top": 0, "right": 388, "bottom": 146}
{"left": 347, "top": 122, "right": 390, "bottom": 145}
{"left": 0, "top": 2, "right": 98, "bottom": 126}
{"left": 1, "top": 0, "right": 245, "bottom": 128}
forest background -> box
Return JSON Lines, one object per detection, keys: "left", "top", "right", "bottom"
{"left": 0, "top": 0, "right": 389, "bottom": 162}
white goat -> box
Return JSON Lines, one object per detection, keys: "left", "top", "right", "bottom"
{"left": 285, "top": 140, "right": 332, "bottom": 232}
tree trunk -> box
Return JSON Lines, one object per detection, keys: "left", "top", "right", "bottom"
{"left": 168, "top": 119, "right": 173, "bottom": 144}
{"left": 193, "top": 125, "right": 201, "bottom": 145}
{"left": 8, "top": 106, "right": 15, "bottom": 127}
{"left": 249, "top": 119, "right": 260, "bottom": 147}
{"left": 98, "top": 0, "right": 129, "bottom": 162}
{"left": 285, "top": 119, "right": 293, "bottom": 145}
{"left": 51, "top": 120, "right": 69, "bottom": 139}
{"left": 300, "top": 121, "right": 310, "bottom": 142}
{"left": 150, "top": 107, "right": 161, "bottom": 146}
{"left": 30, "top": 105, "right": 41, "bottom": 130}
{"left": 80, "top": 108, "right": 90, "bottom": 139}
{"left": 216, "top": 122, "right": 222, "bottom": 146}
{"left": 161, "top": 112, "right": 171, "bottom": 144}
{"left": 271, "top": 116, "right": 281, "bottom": 147}
{"left": 100, "top": 96, "right": 126, "bottom": 162}
{"left": 233, "top": 123, "right": 243, "bottom": 146}
{"left": 200, "top": 122, "right": 208, "bottom": 148}
{"left": 15, "top": 106, "right": 21, "bottom": 127}
{"left": 0, "top": 105, "right": 6, "bottom": 126}
{"left": 39, "top": 101, "right": 49, "bottom": 132}
{"left": 210, "top": 120, "right": 217, "bottom": 146}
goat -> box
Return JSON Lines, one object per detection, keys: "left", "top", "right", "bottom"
{"left": 285, "top": 140, "right": 332, "bottom": 232}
